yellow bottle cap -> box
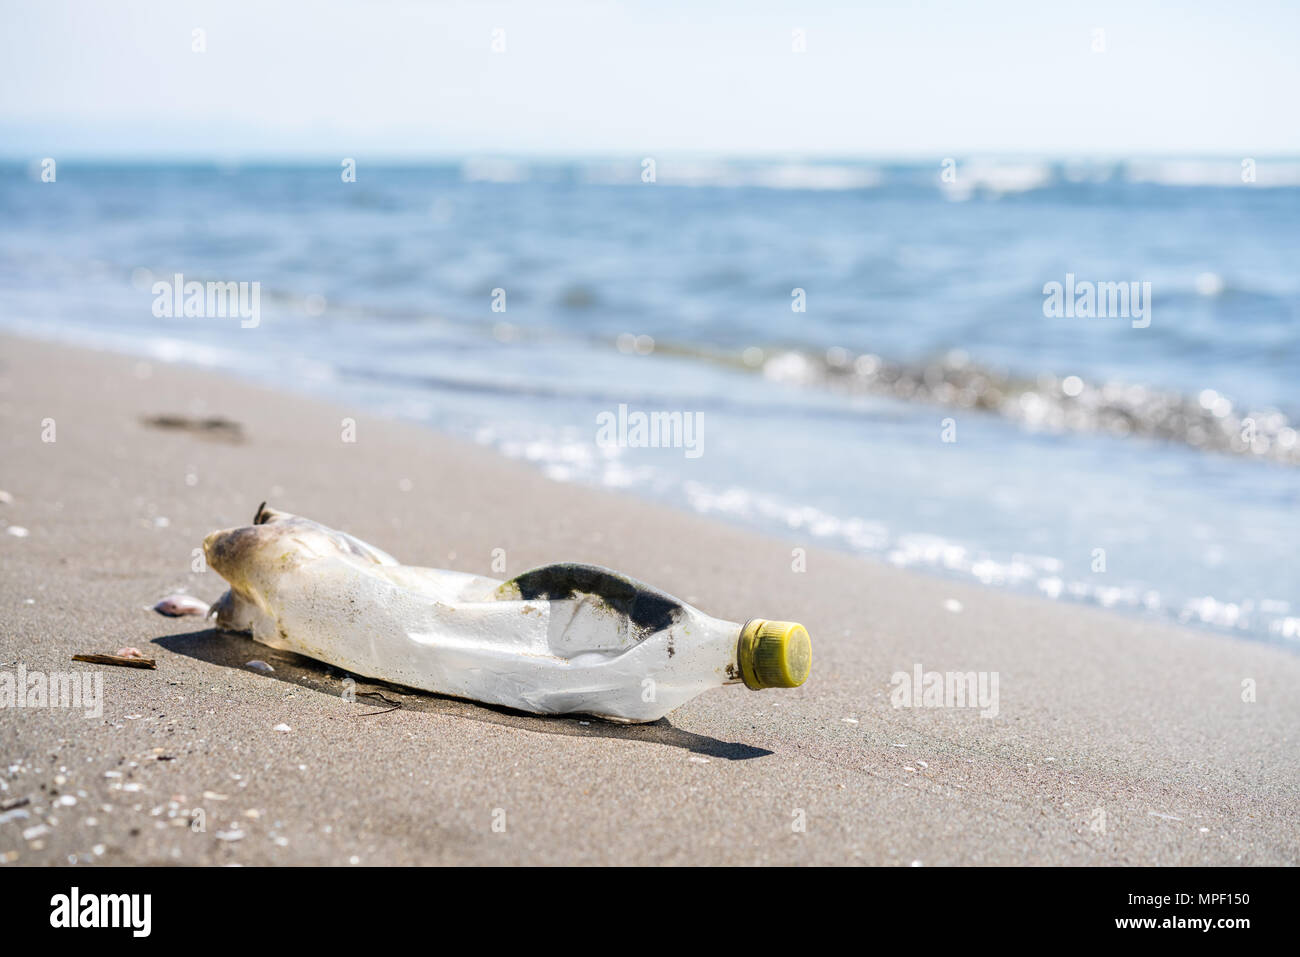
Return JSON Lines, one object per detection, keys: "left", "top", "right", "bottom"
{"left": 738, "top": 619, "right": 812, "bottom": 690}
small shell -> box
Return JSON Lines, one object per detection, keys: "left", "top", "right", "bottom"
{"left": 153, "top": 594, "right": 210, "bottom": 617}
{"left": 244, "top": 660, "right": 274, "bottom": 674}
{"left": 116, "top": 647, "right": 147, "bottom": 659}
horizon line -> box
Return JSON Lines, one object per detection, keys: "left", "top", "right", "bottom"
{"left": 2, "top": 151, "right": 1295, "bottom": 164}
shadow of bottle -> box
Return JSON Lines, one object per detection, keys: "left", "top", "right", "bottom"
{"left": 152, "top": 628, "right": 773, "bottom": 761}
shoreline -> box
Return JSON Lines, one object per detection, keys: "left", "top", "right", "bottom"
{"left": 5, "top": 317, "right": 1290, "bottom": 650}
{"left": 1, "top": 331, "right": 1298, "bottom": 865}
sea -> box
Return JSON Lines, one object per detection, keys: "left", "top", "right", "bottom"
{"left": 1, "top": 157, "right": 1297, "bottom": 645}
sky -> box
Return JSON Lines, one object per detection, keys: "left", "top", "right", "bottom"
{"left": 1, "top": 0, "right": 1297, "bottom": 159}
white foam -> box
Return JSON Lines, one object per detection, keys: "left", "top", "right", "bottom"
{"left": 1125, "top": 159, "right": 1300, "bottom": 188}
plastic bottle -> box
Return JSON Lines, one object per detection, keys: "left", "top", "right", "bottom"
{"left": 204, "top": 504, "right": 811, "bottom": 722}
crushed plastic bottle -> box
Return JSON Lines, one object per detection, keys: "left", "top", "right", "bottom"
{"left": 203, "top": 504, "right": 811, "bottom": 722}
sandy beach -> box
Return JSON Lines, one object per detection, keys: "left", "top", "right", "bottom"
{"left": 1, "top": 331, "right": 1297, "bottom": 866}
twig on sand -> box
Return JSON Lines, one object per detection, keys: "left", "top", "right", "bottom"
{"left": 140, "top": 414, "right": 244, "bottom": 443}
{"left": 72, "top": 653, "right": 157, "bottom": 670}
{"left": 352, "top": 690, "right": 402, "bottom": 717}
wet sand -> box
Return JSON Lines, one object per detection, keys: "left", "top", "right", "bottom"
{"left": 1, "top": 332, "right": 1297, "bottom": 865}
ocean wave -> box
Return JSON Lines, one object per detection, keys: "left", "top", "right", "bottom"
{"left": 939, "top": 161, "right": 1055, "bottom": 200}
{"left": 709, "top": 344, "right": 1299, "bottom": 466}
{"left": 1122, "top": 159, "right": 1300, "bottom": 189}
{"left": 341, "top": 317, "right": 1300, "bottom": 466}
{"left": 451, "top": 157, "right": 1300, "bottom": 193}
{"left": 479, "top": 430, "right": 1300, "bottom": 645}
{"left": 577, "top": 160, "right": 884, "bottom": 190}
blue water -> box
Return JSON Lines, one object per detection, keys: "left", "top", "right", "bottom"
{"left": 1, "top": 158, "right": 1297, "bottom": 643}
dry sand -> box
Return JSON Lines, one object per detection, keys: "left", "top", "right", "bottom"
{"left": 1, "top": 332, "right": 1297, "bottom": 865}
